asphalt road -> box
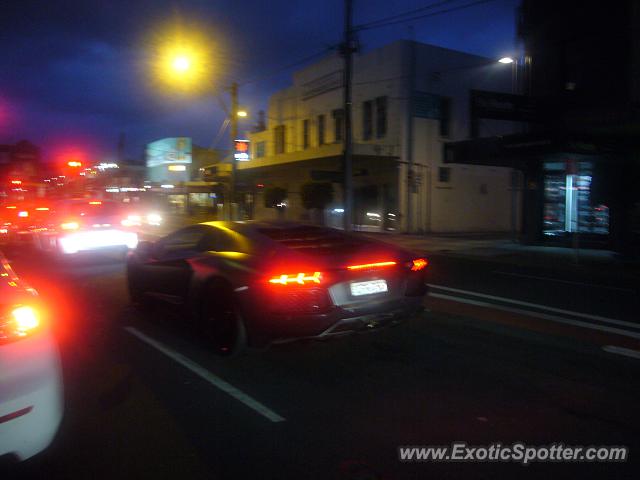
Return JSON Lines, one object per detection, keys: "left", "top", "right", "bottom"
{"left": 3, "top": 246, "right": 640, "bottom": 480}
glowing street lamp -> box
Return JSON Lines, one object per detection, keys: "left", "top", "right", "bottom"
{"left": 172, "top": 55, "right": 191, "bottom": 73}
{"left": 498, "top": 57, "right": 515, "bottom": 64}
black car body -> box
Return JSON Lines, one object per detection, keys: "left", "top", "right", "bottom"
{"left": 127, "top": 221, "right": 428, "bottom": 353}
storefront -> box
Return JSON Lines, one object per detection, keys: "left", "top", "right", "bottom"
{"left": 542, "top": 159, "right": 609, "bottom": 238}
{"left": 444, "top": 131, "right": 638, "bottom": 251}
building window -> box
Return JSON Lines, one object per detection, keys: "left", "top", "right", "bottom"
{"left": 302, "top": 119, "right": 310, "bottom": 149}
{"left": 317, "top": 114, "right": 326, "bottom": 145}
{"left": 375, "top": 96, "right": 387, "bottom": 138}
{"left": 438, "top": 167, "right": 451, "bottom": 183}
{"left": 363, "top": 101, "right": 373, "bottom": 140}
{"left": 255, "top": 141, "right": 266, "bottom": 158}
{"left": 332, "top": 109, "right": 344, "bottom": 143}
{"left": 274, "top": 125, "right": 285, "bottom": 154}
{"left": 440, "top": 97, "right": 452, "bottom": 137}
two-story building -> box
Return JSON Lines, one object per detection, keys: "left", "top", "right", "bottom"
{"left": 240, "top": 40, "right": 518, "bottom": 233}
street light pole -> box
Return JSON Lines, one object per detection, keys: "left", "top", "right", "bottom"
{"left": 229, "top": 81, "right": 239, "bottom": 220}
{"left": 341, "top": 0, "right": 354, "bottom": 231}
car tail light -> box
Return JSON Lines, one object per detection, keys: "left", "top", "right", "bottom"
{"left": 0, "top": 305, "right": 40, "bottom": 344}
{"left": 346, "top": 261, "right": 396, "bottom": 271}
{"left": 268, "top": 272, "right": 323, "bottom": 285}
{"left": 410, "top": 258, "right": 428, "bottom": 271}
{"left": 18, "top": 211, "right": 29, "bottom": 218}
{"left": 61, "top": 221, "right": 80, "bottom": 230}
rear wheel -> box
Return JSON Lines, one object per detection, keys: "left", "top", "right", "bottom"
{"left": 201, "top": 282, "right": 247, "bottom": 357}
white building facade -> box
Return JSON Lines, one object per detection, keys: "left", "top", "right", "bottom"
{"left": 240, "top": 40, "right": 520, "bottom": 233}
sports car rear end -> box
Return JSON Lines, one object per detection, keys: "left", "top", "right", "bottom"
{"left": 245, "top": 225, "right": 427, "bottom": 344}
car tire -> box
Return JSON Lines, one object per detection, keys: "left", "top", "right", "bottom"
{"left": 200, "top": 282, "right": 247, "bottom": 357}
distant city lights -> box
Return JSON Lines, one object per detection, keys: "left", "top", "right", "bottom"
{"left": 97, "top": 162, "right": 119, "bottom": 170}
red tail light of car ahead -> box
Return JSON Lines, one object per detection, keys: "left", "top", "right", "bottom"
{"left": 268, "top": 272, "right": 323, "bottom": 285}
{"left": 346, "top": 261, "right": 397, "bottom": 271}
{"left": 410, "top": 258, "right": 428, "bottom": 271}
{"left": 0, "top": 305, "right": 40, "bottom": 344}
{"left": 18, "top": 211, "right": 29, "bottom": 218}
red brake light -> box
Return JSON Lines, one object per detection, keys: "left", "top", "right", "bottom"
{"left": 0, "top": 306, "right": 40, "bottom": 344}
{"left": 411, "top": 258, "right": 428, "bottom": 271}
{"left": 89, "top": 201, "right": 102, "bottom": 205}
{"left": 35, "top": 207, "right": 50, "bottom": 211}
{"left": 268, "top": 272, "right": 323, "bottom": 285}
{"left": 347, "top": 261, "right": 396, "bottom": 271}
{"left": 18, "top": 211, "right": 29, "bottom": 218}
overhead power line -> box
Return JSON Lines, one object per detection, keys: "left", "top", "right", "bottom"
{"left": 355, "top": 0, "right": 459, "bottom": 30}
{"left": 356, "top": 0, "right": 498, "bottom": 31}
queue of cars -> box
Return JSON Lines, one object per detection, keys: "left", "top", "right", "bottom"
{"left": 0, "top": 210, "right": 429, "bottom": 462}
{"left": 0, "top": 199, "right": 163, "bottom": 256}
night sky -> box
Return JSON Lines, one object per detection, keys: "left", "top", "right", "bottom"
{"left": 0, "top": 0, "right": 519, "bottom": 163}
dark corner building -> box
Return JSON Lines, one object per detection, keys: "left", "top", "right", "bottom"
{"left": 445, "top": 0, "right": 640, "bottom": 255}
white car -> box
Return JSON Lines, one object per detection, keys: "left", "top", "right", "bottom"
{"left": 33, "top": 199, "right": 138, "bottom": 255}
{"left": 0, "top": 254, "right": 63, "bottom": 461}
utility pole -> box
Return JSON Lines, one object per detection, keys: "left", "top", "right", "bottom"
{"left": 229, "top": 81, "right": 239, "bottom": 220}
{"left": 341, "top": 0, "right": 354, "bottom": 231}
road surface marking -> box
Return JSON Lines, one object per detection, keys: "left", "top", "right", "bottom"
{"left": 124, "top": 327, "right": 286, "bottom": 423}
{"left": 492, "top": 271, "right": 635, "bottom": 293}
{"left": 429, "top": 293, "right": 640, "bottom": 341}
{"left": 427, "top": 284, "right": 639, "bottom": 330}
{"left": 602, "top": 345, "right": 640, "bottom": 360}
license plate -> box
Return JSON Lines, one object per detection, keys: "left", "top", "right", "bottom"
{"left": 350, "top": 279, "right": 388, "bottom": 296}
